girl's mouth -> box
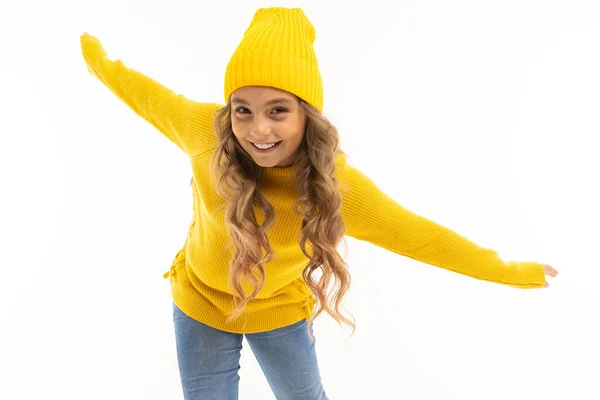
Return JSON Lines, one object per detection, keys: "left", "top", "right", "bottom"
{"left": 251, "top": 140, "right": 282, "bottom": 153}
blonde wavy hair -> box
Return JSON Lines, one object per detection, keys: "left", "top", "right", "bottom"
{"left": 207, "top": 97, "right": 355, "bottom": 341}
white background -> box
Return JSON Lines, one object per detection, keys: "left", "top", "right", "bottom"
{"left": 1, "top": 0, "right": 599, "bottom": 399}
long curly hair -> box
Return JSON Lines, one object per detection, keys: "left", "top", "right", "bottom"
{"left": 207, "top": 97, "right": 355, "bottom": 341}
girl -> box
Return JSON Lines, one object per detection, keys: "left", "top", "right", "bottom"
{"left": 79, "top": 6, "right": 558, "bottom": 400}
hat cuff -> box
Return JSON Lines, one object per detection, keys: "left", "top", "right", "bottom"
{"left": 224, "top": 49, "right": 323, "bottom": 112}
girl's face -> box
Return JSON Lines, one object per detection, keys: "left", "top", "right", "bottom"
{"left": 230, "top": 86, "right": 307, "bottom": 168}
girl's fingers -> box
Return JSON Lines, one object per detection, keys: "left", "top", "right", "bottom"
{"left": 542, "top": 263, "right": 559, "bottom": 277}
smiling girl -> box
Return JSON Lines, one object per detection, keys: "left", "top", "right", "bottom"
{"left": 79, "top": 7, "right": 558, "bottom": 399}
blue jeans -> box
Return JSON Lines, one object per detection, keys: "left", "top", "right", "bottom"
{"left": 173, "top": 302, "right": 329, "bottom": 400}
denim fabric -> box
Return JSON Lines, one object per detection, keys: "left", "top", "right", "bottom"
{"left": 173, "top": 302, "right": 329, "bottom": 400}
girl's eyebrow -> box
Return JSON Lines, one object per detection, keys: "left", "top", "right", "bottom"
{"left": 231, "top": 97, "right": 293, "bottom": 106}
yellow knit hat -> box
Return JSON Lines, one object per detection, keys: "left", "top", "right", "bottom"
{"left": 224, "top": 7, "right": 324, "bottom": 112}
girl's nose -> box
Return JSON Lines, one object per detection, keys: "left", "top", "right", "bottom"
{"left": 251, "top": 119, "right": 271, "bottom": 137}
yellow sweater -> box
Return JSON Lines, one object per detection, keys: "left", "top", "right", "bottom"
{"left": 80, "top": 34, "right": 546, "bottom": 333}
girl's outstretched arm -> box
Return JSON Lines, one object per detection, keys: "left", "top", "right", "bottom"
{"left": 80, "top": 33, "right": 220, "bottom": 158}
{"left": 336, "top": 155, "right": 549, "bottom": 289}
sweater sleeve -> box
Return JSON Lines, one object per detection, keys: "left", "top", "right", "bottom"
{"left": 80, "top": 33, "right": 220, "bottom": 157}
{"left": 336, "top": 156, "right": 546, "bottom": 289}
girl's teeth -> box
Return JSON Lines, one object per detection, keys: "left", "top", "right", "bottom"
{"left": 254, "top": 142, "right": 278, "bottom": 149}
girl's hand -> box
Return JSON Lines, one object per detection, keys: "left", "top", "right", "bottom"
{"left": 542, "top": 263, "right": 559, "bottom": 288}
{"left": 80, "top": 33, "right": 108, "bottom": 79}
{"left": 80, "top": 32, "right": 107, "bottom": 59}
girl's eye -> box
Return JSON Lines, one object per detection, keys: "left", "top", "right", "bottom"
{"left": 234, "top": 107, "right": 288, "bottom": 115}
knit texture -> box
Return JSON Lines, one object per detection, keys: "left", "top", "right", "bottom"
{"left": 80, "top": 33, "right": 547, "bottom": 334}
{"left": 224, "top": 7, "right": 324, "bottom": 112}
